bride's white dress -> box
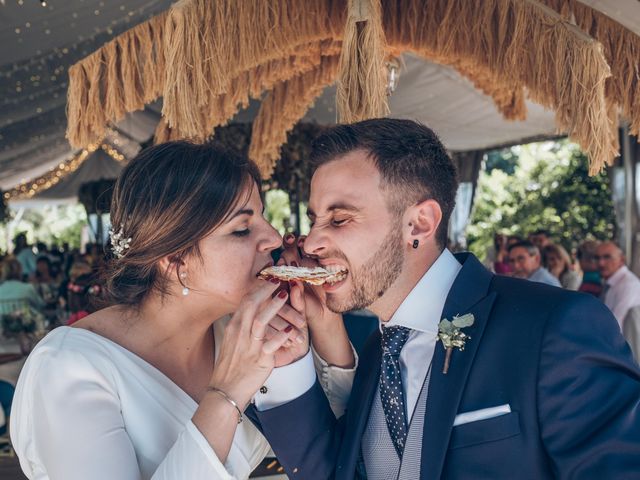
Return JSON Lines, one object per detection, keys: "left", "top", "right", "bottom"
{"left": 10, "top": 320, "right": 355, "bottom": 480}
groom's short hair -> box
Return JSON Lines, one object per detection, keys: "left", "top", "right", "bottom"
{"left": 310, "top": 118, "right": 458, "bottom": 248}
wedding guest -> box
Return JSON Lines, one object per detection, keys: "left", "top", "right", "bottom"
{"left": 13, "top": 234, "right": 37, "bottom": 282}
{"left": 32, "top": 257, "right": 60, "bottom": 327}
{"left": 10, "top": 142, "right": 354, "bottom": 480}
{"left": 528, "top": 229, "right": 552, "bottom": 249}
{"left": 0, "top": 257, "right": 44, "bottom": 315}
{"left": 543, "top": 244, "right": 581, "bottom": 290}
{"left": 488, "top": 232, "right": 512, "bottom": 275}
{"left": 577, "top": 240, "right": 602, "bottom": 297}
{"left": 597, "top": 241, "right": 640, "bottom": 329}
{"left": 66, "top": 273, "right": 100, "bottom": 326}
{"left": 58, "top": 259, "right": 93, "bottom": 310}
{"left": 507, "top": 235, "right": 523, "bottom": 247}
{"left": 508, "top": 241, "right": 561, "bottom": 287}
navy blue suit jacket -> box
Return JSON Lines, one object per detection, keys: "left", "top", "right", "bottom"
{"left": 248, "top": 253, "right": 640, "bottom": 479}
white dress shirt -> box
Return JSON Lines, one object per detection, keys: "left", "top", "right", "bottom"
{"left": 384, "top": 249, "right": 462, "bottom": 421}
{"left": 604, "top": 265, "right": 640, "bottom": 329}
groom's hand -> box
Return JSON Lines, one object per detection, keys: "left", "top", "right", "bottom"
{"left": 279, "top": 233, "right": 355, "bottom": 369}
{"left": 279, "top": 234, "right": 333, "bottom": 326}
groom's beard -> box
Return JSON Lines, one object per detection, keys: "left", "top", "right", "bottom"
{"left": 326, "top": 220, "right": 404, "bottom": 313}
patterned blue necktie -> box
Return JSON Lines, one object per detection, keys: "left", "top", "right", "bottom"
{"left": 380, "top": 325, "right": 411, "bottom": 458}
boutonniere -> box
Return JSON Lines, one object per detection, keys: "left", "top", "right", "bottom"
{"left": 437, "top": 313, "right": 475, "bottom": 374}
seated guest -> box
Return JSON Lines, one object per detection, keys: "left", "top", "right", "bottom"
{"left": 529, "top": 229, "right": 552, "bottom": 267}
{"left": 597, "top": 241, "right": 640, "bottom": 329}
{"left": 58, "top": 260, "right": 92, "bottom": 312}
{"left": 577, "top": 240, "right": 602, "bottom": 297}
{"left": 528, "top": 229, "right": 552, "bottom": 250}
{"left": 493, "top": 233, "right": 512, "bottom": 275}
{"left": 13, "top": 234, "right": 37, "bottom": 282}
{"left": 544, "top": 244, "right": 581, "bottom": 290}
{"left": 33, "top": 257, "right": 60, "bottom": 326}
{"left": 66, "top": 273, "right": 100, "bottom": 325}
{"left": 508, "top": 241, "right": 561, "bottom": 287}
{"left": 0, "top": 258, "right": 45, "bottom": 315}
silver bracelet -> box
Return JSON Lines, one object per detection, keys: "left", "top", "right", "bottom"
{"left": 206, "top": 387, "right": 243, "bottom": 424}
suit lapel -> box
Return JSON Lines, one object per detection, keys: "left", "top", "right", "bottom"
{"left": 338, "top": 330, "right": 382, "bottom": 480}
{"left": 420, "top": 253, "right": 497, "bottom": 479}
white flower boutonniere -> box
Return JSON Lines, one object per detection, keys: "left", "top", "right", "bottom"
{"left": 437, "top": 313, "right": 475, "bottom": 374}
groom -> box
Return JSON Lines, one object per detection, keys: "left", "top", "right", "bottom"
{"left": 248, "top": 118, "right": 640, "bottom": 478}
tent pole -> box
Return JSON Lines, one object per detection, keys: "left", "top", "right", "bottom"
{"left": 622, "top": 125, "right": 634, "bottom": 262}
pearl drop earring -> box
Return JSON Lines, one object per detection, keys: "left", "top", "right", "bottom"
{"left": 179, "top": 271, "right": 189, "bottom": 295}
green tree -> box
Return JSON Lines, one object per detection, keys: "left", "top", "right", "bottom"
{"left": 467, "top": 141, "right": 616, "bottom": 260}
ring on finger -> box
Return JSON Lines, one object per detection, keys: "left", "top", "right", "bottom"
{"left": 252, "top": 334, "right": 265, "bottom": 341}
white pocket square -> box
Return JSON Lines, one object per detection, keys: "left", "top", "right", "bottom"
{"left": 453, "top": 404, "right": 511, "bottom": 427}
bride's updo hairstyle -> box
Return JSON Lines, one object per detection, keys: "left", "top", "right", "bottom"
{"left": 102, "top": 141, "right": 261, "bottom": 308}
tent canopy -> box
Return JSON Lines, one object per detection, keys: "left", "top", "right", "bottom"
{"left": 1, "top": 0, "right": 640, "bottom": 192}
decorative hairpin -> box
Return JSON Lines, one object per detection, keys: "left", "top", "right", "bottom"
{"left": 109, "top": 223, "right": 132, "bottom": 259}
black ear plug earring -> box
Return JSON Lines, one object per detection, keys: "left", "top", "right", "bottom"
{"left": 413, "top": 240, "right": 419, "bottom": 249}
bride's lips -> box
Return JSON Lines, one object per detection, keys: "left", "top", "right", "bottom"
{"left": 255, "top": 261, "right": 274, "bottom": 277}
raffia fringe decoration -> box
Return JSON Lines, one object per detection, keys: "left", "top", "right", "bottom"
{"left": 456, "top": 62, "right": 527, "bottom": 121}
{"left": 542, "top": 0, "right": 640, "bottom": 138}
{"left": 382, "top": 0, "right": 617, "bottom": 174}
{"left": 337, "top": 0, "right": 389, "bottom": 123}
{"left": 67, "top": 1, "right": 343, "bottom": 148}
{"left": 69, "top": 0, "right": 625, "bottom": 175}
{"left": 67, "top": 11, "right": 168, "bottom": 148}
{"left": 162, "top": 0, "right": 343, "bottom": 138}
{"left": 250, "top": 55, "right": 340, "bottom": 178}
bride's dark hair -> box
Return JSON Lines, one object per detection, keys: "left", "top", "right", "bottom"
{"left": 101, "top": 141, "right": 261, "bottom": 308}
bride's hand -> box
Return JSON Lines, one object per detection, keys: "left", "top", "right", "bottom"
{"left": 264, "top": 280, "right": 309, "bottom": 367}
{"left": 208, "top": 278, "right": 298, "bottom": 409}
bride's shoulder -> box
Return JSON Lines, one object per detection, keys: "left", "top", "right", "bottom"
{"left": 27, "top": 309, "right": 131, "bottom": 380}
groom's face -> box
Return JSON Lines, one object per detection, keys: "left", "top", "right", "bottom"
{"left": 304, "top": 151, "right": 405, "bottom": 313}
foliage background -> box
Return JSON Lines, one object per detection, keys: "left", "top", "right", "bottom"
{"left": 467, "top": 140, "right": 616, "bottom": 260}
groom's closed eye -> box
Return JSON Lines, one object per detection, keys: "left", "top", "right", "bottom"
{"left": 331, "top": 217, "right": 349, "bottom": 227}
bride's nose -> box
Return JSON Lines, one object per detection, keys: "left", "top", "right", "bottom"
{"left": 259, "top": 223, "right": 283, "bottom": 253}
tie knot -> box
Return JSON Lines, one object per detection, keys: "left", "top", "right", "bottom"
{"left": 381, "top": 325, "right": 411, "bottom": 356}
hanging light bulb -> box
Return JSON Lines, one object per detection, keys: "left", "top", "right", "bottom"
{"left": 386, "top": 57, "right": 401, "bottom": 96}
{"left": 40, "top": 0, "right": 47, "bottom": 7}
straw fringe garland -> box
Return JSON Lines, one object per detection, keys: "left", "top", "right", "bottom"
{"left": 67, "top": 0, "right": 638, "bottom": 176}
{"left": 337, "top": 0, "right": 389, "bottom": 122}
{"left": 250, "top": 55, "right": 340, "bottom": 178}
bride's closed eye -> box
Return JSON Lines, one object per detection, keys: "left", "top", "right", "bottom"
{"left": 232, "top": 229, "right": 251, "bottom": 237}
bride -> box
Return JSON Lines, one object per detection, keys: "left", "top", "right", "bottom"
{"left": 10, "top": 141, "right": 355, "bottom": 480}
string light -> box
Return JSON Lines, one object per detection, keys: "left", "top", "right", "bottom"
{"left": 4, "top": 142, "right": 126, "bottom": 201}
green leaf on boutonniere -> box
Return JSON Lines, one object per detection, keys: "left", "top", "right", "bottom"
{"left": 452, "top": 313, "right": 475, "bottom": 329}
{"left": 438, "top": 313, "right": 475, "bottom": 374}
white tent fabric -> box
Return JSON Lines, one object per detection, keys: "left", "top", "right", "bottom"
{"left": 1, "top": 0, "right": 639, "bottom": 192}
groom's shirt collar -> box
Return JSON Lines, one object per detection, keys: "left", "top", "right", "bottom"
{"left": 382, "top": 248, "right": 462, "bottom": 335}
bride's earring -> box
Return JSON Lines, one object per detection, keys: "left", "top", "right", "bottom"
{"left": 413, "top": 239, "right": 419, "bottom": 249}
{"left": 179, "top": 271, "right": 189, "bottom": 296}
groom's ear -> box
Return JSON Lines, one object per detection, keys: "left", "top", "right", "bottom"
{"left": 404, "top": 199, "right": 442, "bottom": 247}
